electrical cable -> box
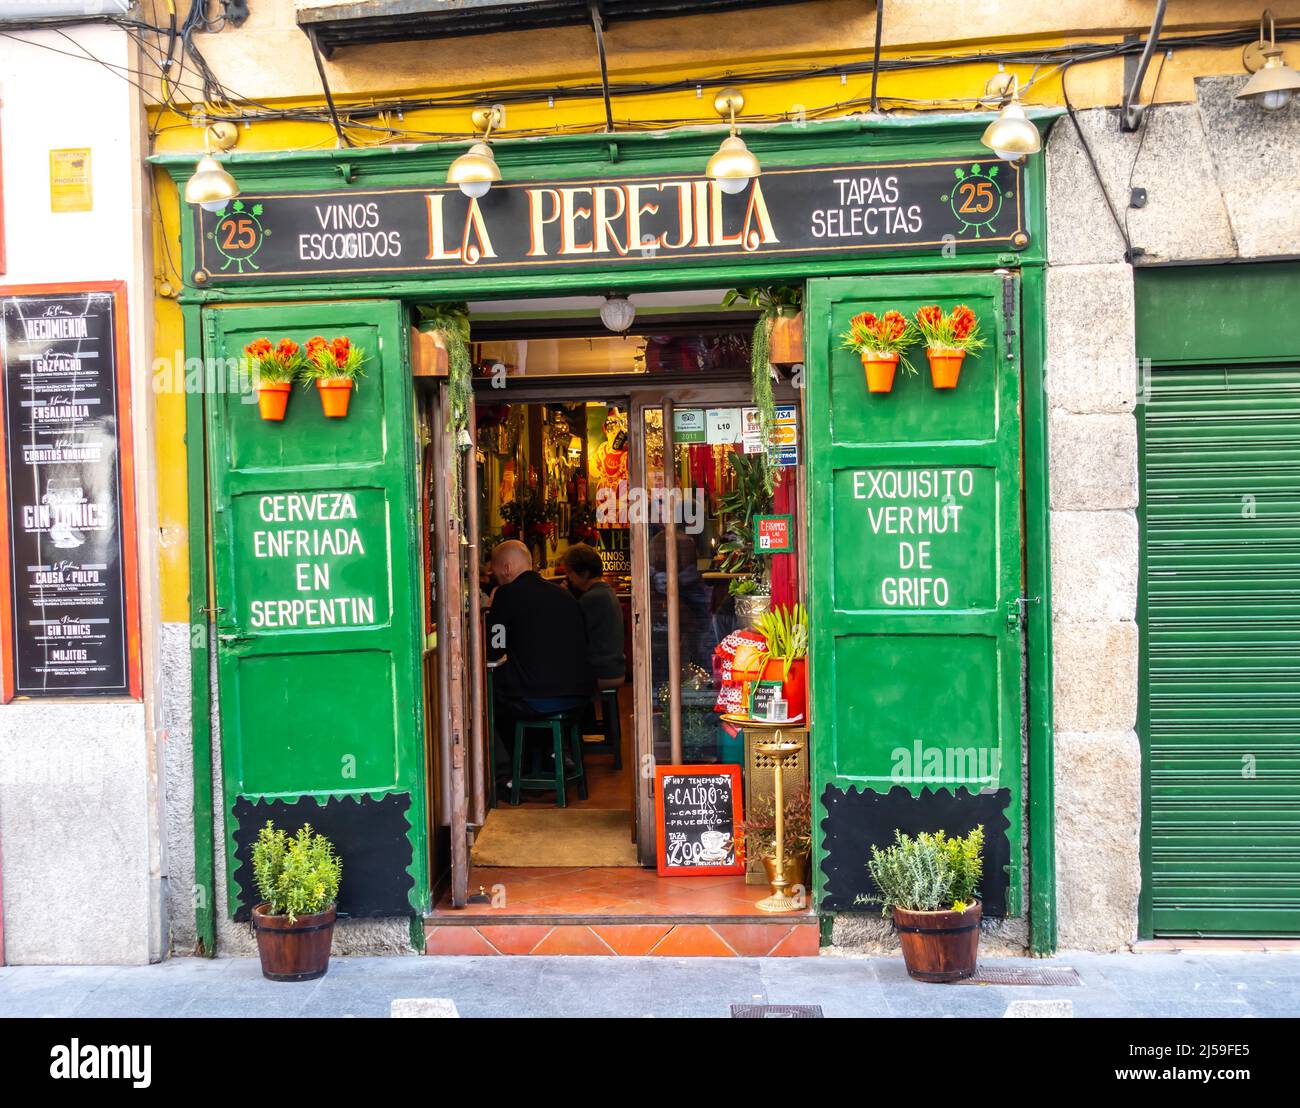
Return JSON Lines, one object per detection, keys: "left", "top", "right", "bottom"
{"left": 1124, "top": 47, "right": 1168, "bottom": 256}
{"left": 1061, "top": 58, "right": 1132, "bottom": 260}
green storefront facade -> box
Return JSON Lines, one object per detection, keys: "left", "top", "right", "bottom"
{"left": 156, "top": 111, "right": 1060, "bottom": 955}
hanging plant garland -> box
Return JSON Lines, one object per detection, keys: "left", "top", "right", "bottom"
{"left": 416, "top": 303, "right": 474, "bottom": 524}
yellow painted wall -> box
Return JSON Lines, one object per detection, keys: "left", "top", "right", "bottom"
{"left": 147, "top": 0, "right": 1300, "bottom": 618}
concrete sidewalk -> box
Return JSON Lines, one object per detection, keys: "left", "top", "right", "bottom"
{"left": 2, "top": 950, "right": 1299, "bottom": 1018}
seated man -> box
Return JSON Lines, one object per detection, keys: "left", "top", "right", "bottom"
{"left": 486, "top": 540, "right": 593, "bottom": 785}
{"left": 560, "top": 543, "right": 626, "bottom": 690}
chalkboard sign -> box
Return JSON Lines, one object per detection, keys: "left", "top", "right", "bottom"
{"left": 0, "top": 283, "right": 140, "bottom": 700}
{"left": 654, "top": 764, "right": 744, "bottom": 877}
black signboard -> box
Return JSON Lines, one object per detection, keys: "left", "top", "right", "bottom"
{"left": 192, "top": 157, "right": 1025, "bottom": 284}
{"left": 1, "top": 285, "right": 139, "bottom": 699}
{"left": 654, "top": 763, "right": 744, "bottom": 876}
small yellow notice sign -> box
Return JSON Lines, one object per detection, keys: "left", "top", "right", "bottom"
{"left": 50, "top": 148, "right": 93, "bottom": 212}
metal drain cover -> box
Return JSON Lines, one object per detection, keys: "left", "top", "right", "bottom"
{"left": 956, "top": 966, "right": 1082, "bottom": 987}
{"left": 730, "top": 1004, "right": 824, "bottom": 1018}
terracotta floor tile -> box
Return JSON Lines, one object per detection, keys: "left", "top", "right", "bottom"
{"left": 477, "top": 925, "right": 554, "bottom": 955}
{"left": 655, "top": 873, "right": 751, "bottom": 891}
{"left": 424, "top": 927, "right": 499, "bottom": 956}
{"left": 712, "top": 923, "right": 789, "bottom": 957}
{"left": 531, "top": 926, "right": 616, "bottom": 955}
{"left": 768, "top": 924, "right": 820, "bottom": 957}
{"left": 649, "top": 924, "right": 736, "bottom": 957}
{"left": 592, "top": 924, "right": 674, "bottom": 956}
{"left": 519, "top": 891, "right": 628, "bottom": 915}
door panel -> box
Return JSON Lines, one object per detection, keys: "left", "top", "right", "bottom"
{"left": 1142, "top": 361, "right": 1300, "bottom": 934}
{"left": 806, "top": 273, "right": 1025, "bottom": 917}
{"left": 204, "top": 301, "right": 427, "bottom": 919}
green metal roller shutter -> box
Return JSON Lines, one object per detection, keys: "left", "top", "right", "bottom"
{"left": 1142, "top": 363, "right": 1300, "bottom": 935}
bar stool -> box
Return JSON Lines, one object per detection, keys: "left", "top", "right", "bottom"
{"left": 510, "top": 708, "right": 587, "bottom": 807}
{"left": 583, "top": 685, "right": 623, "bottom": 770}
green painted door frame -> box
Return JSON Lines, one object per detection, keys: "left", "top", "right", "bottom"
{"left": 166, "top": 114, "right": 1057, "bottom": 953}
{"left": 202, "top": 301, "right": 428, "bottom": 923}
{"left": 805, "top": 271, "right": 1029, "bottom": 921}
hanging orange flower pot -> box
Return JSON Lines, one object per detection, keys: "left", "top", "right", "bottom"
{"left": 861, "top": 350, "right": 900, "bottom": 394}
{"left": 257, "top": 382, "right": 292, "bottom": 421}
{"left": 927, "top": 347, "right": 966, "bottom": 389}
{"left": 317, "top": 378, "right": 353, "bottom": 418}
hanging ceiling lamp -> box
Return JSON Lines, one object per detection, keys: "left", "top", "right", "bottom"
{"left": 980, "top": 74, "right": 1042, "bottom": 163}
{"left": 599, "top": 293, "right": 636, "bottom": 332}
{"left": 447, "top": 105, "right": 504, "bottom": 198}
{"left": 184, "top": 123, "right": 240, "bottom": 212}
{"left": 706, "top": 87, "right": 761, "bottom": 195}
{"left": 1238, "top": 10, "right": 1300, "bottom": 111}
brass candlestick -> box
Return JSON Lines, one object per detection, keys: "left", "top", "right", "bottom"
{"left": 754, "top": 734, "right": 803, "bottom": 913}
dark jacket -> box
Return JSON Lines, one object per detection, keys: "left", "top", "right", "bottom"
{"left": 487, "top": 571, "right": 592, "bottom": 699}
{"left": 578, "top": 580, "right": 626, "bottom": 682}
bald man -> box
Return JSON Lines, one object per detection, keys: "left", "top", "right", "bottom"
{"left": 487, "top": 541, "right": 593, "bottom": 786}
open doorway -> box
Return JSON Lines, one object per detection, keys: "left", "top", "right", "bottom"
{"left": 422, "top": 290, "right": 808, "bottom": 923}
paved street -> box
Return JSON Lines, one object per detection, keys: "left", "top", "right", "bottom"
{"left": 3, "top": 950, "right": 1298, "bottom": 1019}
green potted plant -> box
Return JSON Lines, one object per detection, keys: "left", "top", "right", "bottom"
{"left": 302, "top": 335, "right": 367, "bottom": 417}
{"left": 722, "top": 286, "right": 802, "bottom": 493}
{"left": 716, "top": 452, "right": 773, "bottom": 626}
{"left": 915, "top": 303, "right": 984, "bottom": 389}
{"left": 754, "top": 602, "right": 808, "bottom": 720}
{"left": 741, "top": 782, "right": 813, "bottom": 891}
{"left": 414, "top": 303, "right": 474, "bottom": 522}
{"left": 244, "top": 337, "right": 303, "bottom": 422}
{"left": 840, "top": 309, "right": 919, "bottom": 394}
{"left": 251, "top": 821, "right": 342, "bottom": 982}
{"left": 859, "top": 826, "right": 985, "bottom": 982}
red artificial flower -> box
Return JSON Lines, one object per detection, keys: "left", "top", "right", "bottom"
{"left": 331, "top": 336, "right": 351, "bottom": 363}
{"left": 275, "top": 338, "right": 300, "bottom": 358}
{"left": 244, "top": 338, "right": 273, "bottom": 359}
{"left": 952, "top": 305, "right": 977, "bottom": 340}
{"left": 917, "top": 305, "right": 943, "bottom": 329}
{"left": 882, "top": 310, "right": 907, "bottom": 340}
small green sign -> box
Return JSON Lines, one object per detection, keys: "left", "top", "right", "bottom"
{"left": 754, "top": 514, "right": 794, "bottom": 553}
{"left": 673, "top": 408, "right": 706, "bottom": 443}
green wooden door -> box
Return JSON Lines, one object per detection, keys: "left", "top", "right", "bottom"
{"left": 203, "top": 301, "right": 428, "bottom": 919}
{"left": 1141, "top": 362, "right": 1300, "bottom": 934}
{"left": 805, "top": 272, "right": 1025, "bottom": 916}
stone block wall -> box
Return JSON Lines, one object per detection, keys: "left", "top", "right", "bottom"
{"left": 1043, "top": 74, "right": 1300, "bottom": 949}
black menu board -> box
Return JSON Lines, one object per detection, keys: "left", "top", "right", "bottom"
{"left": 654, "top": 764, "right": 744, "bottom": 876}
{"left": 1, "top": 286, "right": 138, "bottom": 699}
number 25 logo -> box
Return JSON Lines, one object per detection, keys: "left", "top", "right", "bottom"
{"left": 941, "top": 164, "right": 1008, "bottom": 238}
{"left": 206, "top": 199, "right": 267, "bottom": 273}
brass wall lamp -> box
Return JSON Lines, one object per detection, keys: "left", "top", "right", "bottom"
{"left": 1238, "top": 9, "right": 1300, "bottom": 111}
{"left": 979, "top": 73, "right": 1041, "bottom": 163}
{"left": 183, "top": 122, "right": 241, "bottom": 212}
{"left": 706, "top": 87, "right": 761, "bottom": 194}
{"left": 447, "top": 105, "right": 505, "bottom": 198}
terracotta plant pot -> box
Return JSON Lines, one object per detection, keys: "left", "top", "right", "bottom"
{"left": 860, "top": 350, "right": 900, "bottom": 393}
{"left": 769, "top": 311, "right": 804, "bottom": 365}
{"left": 251, "top": 902, "right": 336, "bottom": 982}
{"left": 257, "top": 382, "right": 292, "bottom": 421}
{"left": 892, "top": 899, "right": 981, "bottom": 982}
{"left": 317, "top": 378, "right": 353, "bottom": 418}
{"left": 762, "top": 850, "right": 809, "bottom": 894}
{"left": 927, "top": 347, "right": 966, "bottom": 389}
